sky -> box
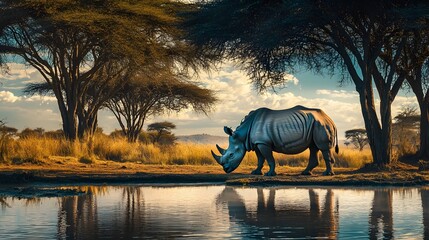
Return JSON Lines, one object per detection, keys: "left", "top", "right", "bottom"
{"left": 0, "top": 62, "right": 418, "bottom": 139}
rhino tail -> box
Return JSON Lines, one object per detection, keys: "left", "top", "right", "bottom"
{"left": 335, "top": 127, "right": 339, "bottom": 154}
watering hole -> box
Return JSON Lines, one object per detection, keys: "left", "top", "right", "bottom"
{"left": 1, "top": 185, "right": 428, "bottom": 239}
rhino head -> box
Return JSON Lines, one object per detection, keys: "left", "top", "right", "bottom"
{"left": 211, "top": 126, "right": 246, "bottom": 173}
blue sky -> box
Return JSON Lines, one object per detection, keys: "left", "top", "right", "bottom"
{"left": 0, "top": 62, "right": 417, "bottom": 139}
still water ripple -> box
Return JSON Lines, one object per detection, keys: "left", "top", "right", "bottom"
{"left": 0, "top": 185, "right": 428, "bottom": 239}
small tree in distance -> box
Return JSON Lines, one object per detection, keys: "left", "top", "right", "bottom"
{"left": 105, "top": 73, "right": 216, "bottom": 143}
{"left": 147, "top": 121, "right": 177, "bottom": 146}
{"left": 345, "top": 129, "right": 368, "bottom": 151}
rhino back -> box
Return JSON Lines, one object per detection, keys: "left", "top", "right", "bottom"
{"left": 249, "top": 107, "right": 316, "bottom": 154}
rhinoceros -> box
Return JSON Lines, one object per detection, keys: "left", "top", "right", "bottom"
{"left": 211, "top": 106, "right": 339, "bottom": 176}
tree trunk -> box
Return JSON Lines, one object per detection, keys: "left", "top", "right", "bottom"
{"left": 127, "top": 129, "right": 139, "bottom": 143}
{"left": 357, "top": 83, "right": 391, "bottom": 167}
{"left": 380, "top": 92, "right": 393, "bottom": 165}
{"left": 63, "top": 108, "right": 78, "bottom": 141}
{"left": 77, "top": 109, "right": 98, "bottom": 140}
{"left": 358, "top": 89, "right": 381, "bottom": 163}
{"left": 54, "top": 91, "right": 78, "bottom": 141}
{"left": 419, "top": 101, "right": 429, "bottom": 161}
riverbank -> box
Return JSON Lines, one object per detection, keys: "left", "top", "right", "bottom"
{"left": 0, "top": 159, "right": 428, "bottom": 187}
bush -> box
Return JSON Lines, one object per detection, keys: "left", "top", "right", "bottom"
{"left": 79, "top": 156, "right": 95, "bottom": 164}
{"left": 0, "top": 124, "right": 18, "bottom": 163}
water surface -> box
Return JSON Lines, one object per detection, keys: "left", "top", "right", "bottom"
{"left": 1, "top": 185, "right": 428, "bottom": 239}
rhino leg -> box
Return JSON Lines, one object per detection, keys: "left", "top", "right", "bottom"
{"left": 257, "top": 144, "right": 277, "bottom": 176}
{"left": 251, "top": 148, "right": 264, "bottom": 175}
{"left": 302, "top": 145, "right": 319, "bottom": 175}
{"left": 321, "top": 150, "right": 335, "bottom": 176}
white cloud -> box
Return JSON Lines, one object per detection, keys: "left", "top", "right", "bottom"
{"left": 0, "top": 63, "right": 38, "bottom": 81}
{"left": 316, "top": 89, "right": 359, "bottom": 99}
{"left": 0, "top": 90, "right": 56, "bottom": 103}
{"left": 0, "top": 91, "right": 22, "bottom": 102}
{"left": 284, "top": 73, "right": 299, "bottom": 85}
{"left": 24, "top": 95, "right": 57, "bottom": 103}
{"left": 0, "top": 62, "right": 420, "bottom": 139}
{"left": 151, "top": 64, "right": 365, "bottom": 139}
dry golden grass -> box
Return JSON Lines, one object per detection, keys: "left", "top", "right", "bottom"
{"left": 1, "top": 136, "right": 426, "bottom": 186}
{"left": 1, "top": 135, "right": 372, "bottom": 169}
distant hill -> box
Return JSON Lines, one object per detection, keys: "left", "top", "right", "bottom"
{"left": 177, "top": 134, "right": 228, "bottom": 145}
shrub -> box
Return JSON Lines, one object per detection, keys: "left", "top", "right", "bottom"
{"left": 79, "top": 156, "right": 95, "bottom": 164}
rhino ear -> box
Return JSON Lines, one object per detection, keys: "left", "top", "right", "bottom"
{"left": 224, "top": 126, "right": 233, "bottom": 136}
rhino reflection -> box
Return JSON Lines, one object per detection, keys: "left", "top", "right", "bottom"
{"left": 216, "top": 187, "right": 339, "bottom": 239}
{"left": 422, "top": 187, "right": 429, "bottom": 240}
{"left": 369, "top": 189, "right": 393, "bottom": 239}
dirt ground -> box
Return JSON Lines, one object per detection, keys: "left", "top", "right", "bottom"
{"left": 0, "top": 157, "right": 428, "bottom": 186}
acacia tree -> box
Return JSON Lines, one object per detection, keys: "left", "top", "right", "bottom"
{"left": 105, "top": 72, "right": 216, "bottom": 142}
{"left": 388, "top": 9, "right": 429, "bottom": 161}
{"left": 76, "top": 61, "right": 132, "bottom": 139}
{"left": 0, "top": 0, "right": 201, "bottom": 140}
{"left": 147, "top": 121, "right": 177, "bottom": 145}
{"left": 345, "top": 129, "right": 368, "bottom": 151}
{"left": 186, "top": 0, "right": 425, "bottom": 166}
{"left": 24, "top": 60, "right": 130, "bottom": 139}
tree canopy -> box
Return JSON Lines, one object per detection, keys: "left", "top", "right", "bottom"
{"left": 147, "top": 121, "right": 176, "bottom": 145}
{"left": 185, "top": 0, "right": 429, "bottom": 165}
{"left": 0, "top": 0, "right": 203, "bottom": 140}
{"left": 105, "top": 71, "right": 217, "bottom": 142}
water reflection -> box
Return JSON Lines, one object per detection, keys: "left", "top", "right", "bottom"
{"left": 216, "top": 187, "right": 339, "bottom": 238}
{"left": 423, "top": 187, "right": 429, "bottom": 240}
{"left": 369, "top": 189, "right": 393, "bottom": 239}
{"left": 1, "top": 185, "right": 429, "bottom": 239}
{"left": 58, "top": 187, "right": 100, "bottom": 239}
{"left": 0, "top": 197, "right": 10, "bottom": 209}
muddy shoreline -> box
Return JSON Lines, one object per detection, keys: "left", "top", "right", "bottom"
{"left": 1, "top": 168, "right": 428, "bottom": 187}
{"left": 0, "top": 163, "right": 428, "bottom": 197}
{"left": 1, "top": 166, "right": 429, "bottom": 199}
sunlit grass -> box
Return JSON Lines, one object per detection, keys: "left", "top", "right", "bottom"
{"left": 3, "top": 135, "right": 372, "bottom": 168}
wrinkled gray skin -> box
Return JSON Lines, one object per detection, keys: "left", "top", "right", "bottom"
{"left": 211, "top": 106, "right": 339, "bottom": 176}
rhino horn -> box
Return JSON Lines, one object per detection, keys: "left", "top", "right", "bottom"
{"left": 216, "top": 144, "right": 226, "bottom": 155}
{"left": 211, "top": 150, "right": 222, "bottom": 165}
